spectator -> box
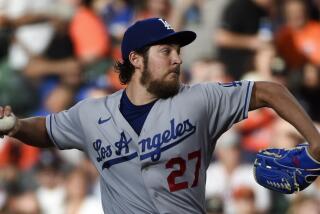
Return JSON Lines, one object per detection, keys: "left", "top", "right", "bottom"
{"left": 297, "top": 63, "right": 320, "bottom": 122}
{"left": 305, "top": 0, "right": 320, "bottom": 20}
{"left": 0, "top": 0, "right": 65, "bottom": 70}
{"left": 275, "top": 0, "right": 320, "bottom": 70}
{"left": 189, "top": 58, "right": 231, "bottom": 84}
{"left": 234, "top": 48, "right": 291, "bottom": 160}
{"left": 232, "top": 186, "right": 257, "bottom": 214}
{"left": 287, "top": 194, "right": 320, "bottom": 214}
{"left": 215, "top": 0, "right": 275, "bottom": 79}
{"left": 135, "top": 0, "right": 171, "bottom": 21}
{"left": 33, "top": 84, "right": 76, "bottom": 116}
{"left": 0, "top": 0, "right": 73, "bottom": 116}
{"left": 69, "top": 0, "right": 111, "bottom": 64}
{"left": 252, "top": 44, "right": 277, "bottom": 80}
{"left": 68, "top": 0, "right": 114, "bottom": 103}
{"left": 0, "top": 137, "right": 40, "bottom": 171}
{"left": 0, "top": 0, "right": 78, "bottom": 86}
{"left": 170, "top": 0, "right": 232, "bottom": 69}
{"left": 236, "top": 107, "right": 277, "bottom": 161}
{"left": 100, "top": 0, "right": 134, "bottom": 42}
{"left": 4, "top": 190, "right": 41, "bottom": 214}
{"left": 269, "top": 118, "right": 302, "bottom": 149}
{"left": 64, "top": 168, "right": 103, "bottom": 214}
{"left": 78, "top": 157, "right": 101, "bottom": 200}
{"left": 29, "top": 0, "right": 112, "bottom": 116}
{"left": 206, "top": 129, "right": 271, "bottom": 214}
{"left": 35, "top": 150, "right": 65, "bottom": 214}
{"left": 99, "top": 0, "right": 134, "bottom": 60}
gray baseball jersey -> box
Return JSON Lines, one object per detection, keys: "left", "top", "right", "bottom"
{"left": 46, "top": 80, "right": 253, "bottom": 214}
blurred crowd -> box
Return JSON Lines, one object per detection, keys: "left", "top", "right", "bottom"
{"left": 0, "top": 0, "right": 320, "bottom": 213}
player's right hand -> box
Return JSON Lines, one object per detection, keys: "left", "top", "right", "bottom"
{"left": 0, "top": 105, "right": 19, "bottom": 137}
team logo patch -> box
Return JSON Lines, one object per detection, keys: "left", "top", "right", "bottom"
{"left": 218, "top": 81, "right": 242, "bottom": 87}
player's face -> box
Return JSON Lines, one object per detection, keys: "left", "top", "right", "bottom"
{"left": 140, "top": 44, "right": 182, "bottom": 99}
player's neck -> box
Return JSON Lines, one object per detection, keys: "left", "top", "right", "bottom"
{"left": 126, "top": 81, "right": 157, "bottom": 105}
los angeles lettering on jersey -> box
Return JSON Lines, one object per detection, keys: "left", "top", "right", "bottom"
{"left": 93, "top": 132, "right": 138, "bottom": 169}
{"left": 92, "top": 118, "right": 196, "bottom": 169}
{"left": 139, "top": 118, "right": 196, "bottom": 162}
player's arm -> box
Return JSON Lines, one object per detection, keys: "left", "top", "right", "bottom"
{"left": 249, "top": 81, "right": 320, "bottom": 160}
{"left": 0, "top": 106, "right": 54, "bottom": 148}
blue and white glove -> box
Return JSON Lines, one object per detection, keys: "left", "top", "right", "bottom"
{"left": 253, "top": 143, "right": 320, "bottom": 194}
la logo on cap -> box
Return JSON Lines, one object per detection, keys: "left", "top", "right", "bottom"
{"left": 121, "top": 17, "right": 196, "bottom": 60}
{"left": 158, "top": 18, "right": 173, "bottom": 30}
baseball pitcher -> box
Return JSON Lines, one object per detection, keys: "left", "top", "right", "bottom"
{"left": 1, "top": 18, "right": 320, "bottom": 214}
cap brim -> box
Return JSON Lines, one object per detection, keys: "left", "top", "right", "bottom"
{"left": 149, "top": 31, "right": 197, "bottom": 47}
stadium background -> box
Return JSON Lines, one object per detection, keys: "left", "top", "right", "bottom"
{"left": 0, "top": 0, "right": 320, "bottom": 213}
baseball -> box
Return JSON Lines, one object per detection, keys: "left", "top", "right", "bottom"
{"left": 0, "top": 114, "right": 16, "bottom": 132}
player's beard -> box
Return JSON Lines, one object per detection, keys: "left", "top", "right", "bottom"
{"left": 140, "top": 61, "right": 181, "bottom": 99}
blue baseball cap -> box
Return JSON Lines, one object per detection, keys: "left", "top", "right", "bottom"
{"left": 121, "top": 17, "right": 197, "bottom": 60}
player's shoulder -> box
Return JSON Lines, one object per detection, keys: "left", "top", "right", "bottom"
{"left": 173, "top": 83, "right": 219, "bottom": 104}
{"left": 74, "top": 96, "right": 107, "bottom": 109}
{"left": 178, "top": 80, "right": 252, "bottom": 98}
{"left": 179, "top": 82, "right": 213, "bottom": 92}
{"left": 176, "top": 83, "right": 212, "bottom": 99}
{"left": 178, "top": 82, "right": 220, "bottom": 96}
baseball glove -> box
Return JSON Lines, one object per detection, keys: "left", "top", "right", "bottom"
{"left": 253, "top": 143, "right": 320, "bottom": 194}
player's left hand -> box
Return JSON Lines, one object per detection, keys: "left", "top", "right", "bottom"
{"left": 253, "top": 143, "right": 320, "bottom": 194}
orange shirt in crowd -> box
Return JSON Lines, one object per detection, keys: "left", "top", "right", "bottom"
{"left": 275, "top": 21, "right": 320, "bottom": 69}
{"left": 70, "top": 6, "right": 111, "bottom": 60}
{"left": 0, "top": 138, "right": 40, "bottom": 170}
{"left": 237, "top": 108, "right": 277, "bottom": 152}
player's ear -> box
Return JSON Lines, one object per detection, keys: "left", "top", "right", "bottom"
{"left": 129, "top": 51, "right": 143, "bottom": 69}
